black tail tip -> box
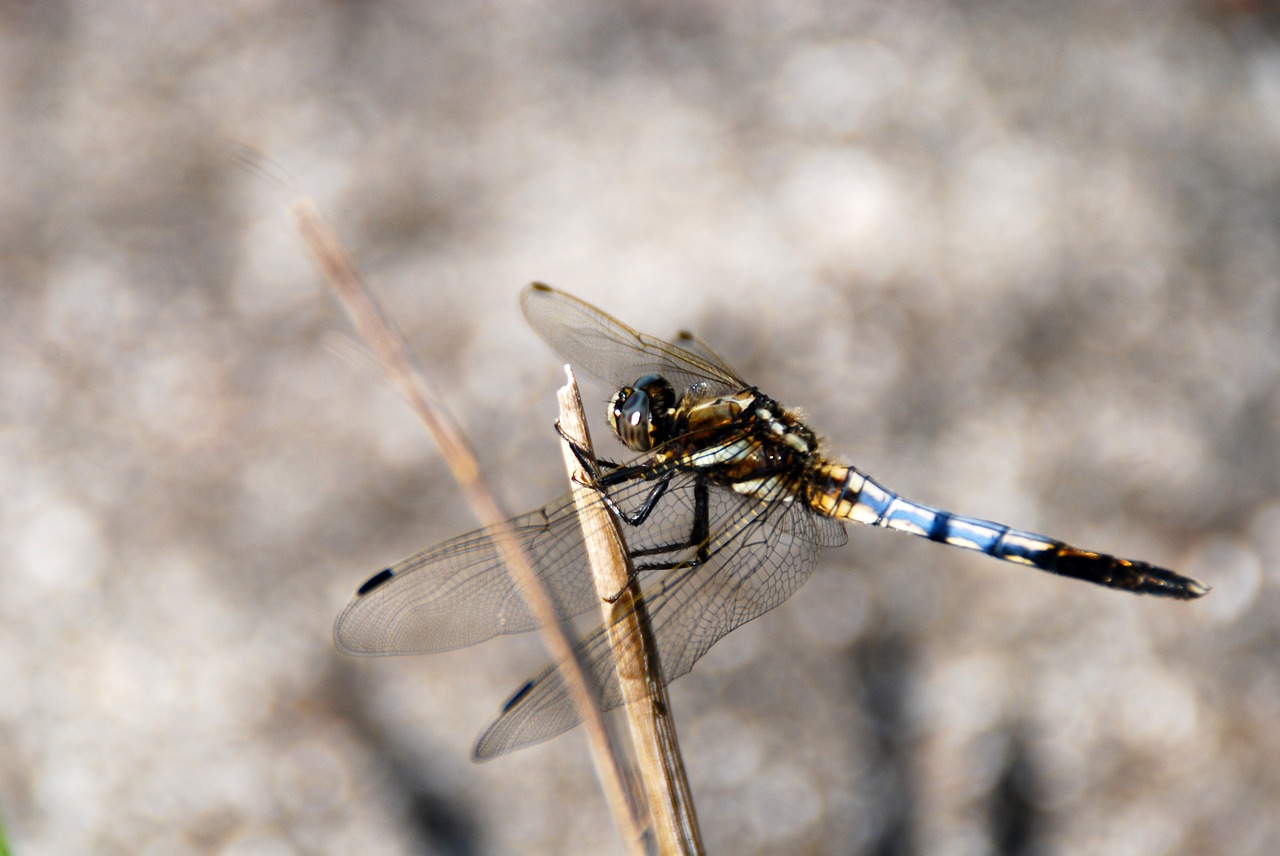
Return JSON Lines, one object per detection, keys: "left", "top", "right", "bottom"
{"left": 1137, "top": 568, "right": 1210, "bottom": 600}
{"left": 1177, "top": 577, "right": 1211, "bottom": 599}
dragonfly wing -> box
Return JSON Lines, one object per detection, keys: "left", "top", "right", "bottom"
{"left": 670, "top": 330, "right": 732, "bottom": 372}
{"left": 473, "top": 481, "right": 844, "bottom": 758}
{"left": 334, "top": 492, "right": 597, "bottom": 655}
{"left": 334, "top": 460, "right": 716, "bottom": 656}
{"left": 521, "top": 283, "right": 746, "bottom": 397}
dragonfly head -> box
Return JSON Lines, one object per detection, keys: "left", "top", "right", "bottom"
{"left": 609, "top": 374, "right": 677, "bottom": 453}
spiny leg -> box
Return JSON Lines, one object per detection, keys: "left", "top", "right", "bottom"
{"left": 629, "top": 479, "right": 714, "bottom": 572}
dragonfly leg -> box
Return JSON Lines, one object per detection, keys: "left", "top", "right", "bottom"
{"left": 599, "top": 473, "right": 672, "bottom": 527}
{"left": 594, "top": 475, "right": 682, "bottom": 603}
{"left": 630, "top": 480, "right": 714, "bottom": 571}
{"left": 555, "top": 420, "right": 612, "bottom": 477}
{"left": 554, "top": 419, "right": 636, "bottom": 483}
{"left": 600, "top": 481, "right": 714, "bottom": 602}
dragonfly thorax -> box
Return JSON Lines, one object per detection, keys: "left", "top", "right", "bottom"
{"left": 609, "top": 373, "right": 678, "bottom": 452}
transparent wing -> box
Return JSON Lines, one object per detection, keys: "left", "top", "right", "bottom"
{"left": 671, "top": 329, "right": 736, "bottom": 374}
{"left": 521, "top": 283, "right": 747, "bottom": 398}
{"left": 334, "top": 492, "right": 595, "bottom": 656}
{"left": 333, "top": 460, "right": 756, "bottom": 656}
{"left": 473, "top": 478, "right": 848, "bottom": 759}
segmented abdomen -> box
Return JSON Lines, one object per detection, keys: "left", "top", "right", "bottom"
{"left": 808, "top": 463, "right": 1207, "bottom": 599}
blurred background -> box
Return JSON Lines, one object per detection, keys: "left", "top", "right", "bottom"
{"left": 3, "top": 1, "right": 1279, "bottom": 854}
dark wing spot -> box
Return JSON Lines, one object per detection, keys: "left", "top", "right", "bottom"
{"left": 501, "top": 680, "right": 536, "bottom": 714}
{"left": 356, "top": 568, "right": 395, "bottom": 596}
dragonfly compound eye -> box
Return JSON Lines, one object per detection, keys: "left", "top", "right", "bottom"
{"left": 609, "top": 374, "right": 678, "bottom": 452}
{"left": 609, "top": 385, "right": 656, "bottom": 451}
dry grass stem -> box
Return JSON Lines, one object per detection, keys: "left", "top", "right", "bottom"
{"left": 292, "top": 200, "right": 648, "bottom": 855}
{"left": 556, "top": 367, "right": 705, "bottom": 856}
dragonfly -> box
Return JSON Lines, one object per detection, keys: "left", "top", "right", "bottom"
{"left": 335, "top": 283, "right": 1208, "bottom": 760}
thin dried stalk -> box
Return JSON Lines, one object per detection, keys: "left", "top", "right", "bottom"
{"left": 557, "top": 367, "right": 705, "bottom": 856}
{"left": 292, "top": 201, "right": 648, "bottom": 856}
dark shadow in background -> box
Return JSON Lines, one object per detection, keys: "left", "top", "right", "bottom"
{"left": 326, "top": 662, "right": 483, "bottom": 856}
{"left": 850, "top": 630, "right": 917, "bottom": 856}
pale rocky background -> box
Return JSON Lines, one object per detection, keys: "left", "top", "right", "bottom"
{"left": 3, "top": 2, "right": 1280, "bottom": 854}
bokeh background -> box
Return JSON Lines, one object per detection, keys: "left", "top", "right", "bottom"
{"left": 3, "top": 2, "right": 1279, "bottom": 854}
